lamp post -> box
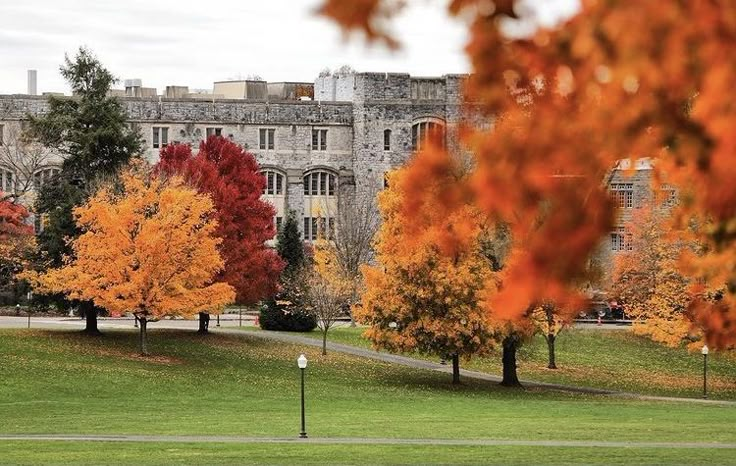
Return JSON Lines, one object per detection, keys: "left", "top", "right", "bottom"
{"left": 701, "top": 344, "right": 709, "bottom": 399}
{"left": 297, "top": 354, "right": 308, "bottom": 438}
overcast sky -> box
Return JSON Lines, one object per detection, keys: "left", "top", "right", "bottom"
{"left": 0, "top": 0, "right": 579, "bottom": 95}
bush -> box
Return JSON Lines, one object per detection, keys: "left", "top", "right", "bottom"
{"left": 259, "top": 300, "right": 316, "bottom": 332}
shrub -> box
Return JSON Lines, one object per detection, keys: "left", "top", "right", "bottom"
{"left": 259, "top": 300, "right": 316, "bottom": 332}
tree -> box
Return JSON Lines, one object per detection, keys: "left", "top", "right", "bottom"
{"left": 325, "top": 186, "right": 380, "bottom": 325}
{"left": 0, "top": 123, "right": 55, "bottom": 203}
{"left": 28, "top": 47, "right": 142, "bottom": 334}
{"left": 611, "top": 207, "right": 707, "bottom": 349}
{"left": 307, "top": 240, "right": 351, "bottom": 354}
{"left": 358, "top": 158, "right": 497, "bottom": 385}
{"left": 155, "top": 138, "right": 284, "bottom": 333}
{"left": 277, "top": 210, "right": 306, "bottom": 276}
{"left": 25, "top": 165, "right": 235, "bottom": 355}
{"left": 319, "top": 1, "right": 736, "bottom": 348}
{"left": 0, "top": 199, "right": 35, "bottom": 300}
{"left": 260, "top": 210, "right": 317, "bottom": 332}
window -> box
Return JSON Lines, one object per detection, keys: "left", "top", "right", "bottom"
{"left": 152, "top": 127, "right": 169, "bottom": 149}
{"left": 1, "top": 168, "right": 14, "bottom": 193}
{"left": 303, "top": 171, "right": 336, "bottom": 196}
{"left": 383, "top": 129, "right": 391, "bottom": 151}
{"left": 611, "top": 227, "right": 633, "bottom": 252}
{"left": 610, "top": 183, "right": 634, "bottom": 209}
{"left": 0, "top": 124, "right": 4, "bottom": 146}
{"left": 311, "top": 129, "right": 327, "bottom": 151}
{"left": 33, "top": 168, "right": 59, "bottom": 190}
{"left": 303, "top": 216, "right": 335, "bottom": 241}
{"left": 262, "top": 170, "right": 285, "bottom": 196}
{"left": 206, "top": 127, "right": 223, "bottom": 138}
{"left": 259, "top": 128, "right": 276, "bottom": 150}
{"left": 411, "top": 120, "right": 445, "bottom": 151}
{"left": 275, "top": 216, "right": 283, "bottom": 232}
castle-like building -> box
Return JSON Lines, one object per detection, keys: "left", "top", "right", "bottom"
{"left": 0, "top": 71, "right": 657, "bottom": 257}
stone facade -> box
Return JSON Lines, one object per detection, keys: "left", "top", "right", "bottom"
{"left": 0, "top": 71, "right": 654, "bottom": 252}
{"left": 0, "top": 72, "right": 468, "bottom": 238}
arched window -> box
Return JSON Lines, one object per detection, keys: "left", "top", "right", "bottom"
{"left": 1, "top": 167, "right": 14, "bottom": 194}
{"left": 303, "top": 170, "right": 336, "bottom": 197}
{"left": 411, "top": 118, "right": 445, "bottom": 151}
{"left": 33, "top": 167, "right": 60, "bottom": 190}
{"left": 262, "top": 169, "right": 285, "bottom": 196}
{"left": 303, "top": 169, "right": 338, "bottom": 241}
{"left": 383, "top": 129, "right": 391, "bottom": 151}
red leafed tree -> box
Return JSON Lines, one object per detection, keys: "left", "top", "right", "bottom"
{"left": 156, "top": 137, "right": 284, "bottom": 331}
{"left": 320, "top": 0, "right": 736, "bottom": 349}
{"left": 0, "top": 199, "right": 35, "bottom": 296}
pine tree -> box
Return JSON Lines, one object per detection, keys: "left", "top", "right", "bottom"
{"left": 277, "top": 210, "right": 305, "bottom": 276}
{"left": 29, "top": 47, "right": 142, "bottom": 333}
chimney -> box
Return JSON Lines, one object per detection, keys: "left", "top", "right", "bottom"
{"left": 27, "top": 70, "right": 38, "bottom": 95}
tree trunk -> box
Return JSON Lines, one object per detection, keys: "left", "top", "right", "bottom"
{"left": 81, "top": 302, "right": 101, "bottom": 335}
{"left": 139, "top": 317, "right": 148, "bottom": 356}
{"left": 452, "top": 354, "right": 460, "bottom": 385}
{"left": 322, "top": 328, "right": 328, "bottom": 355}
{"left": 198, "top": 312, "right": 210, "bottom": 334}
{"left": 546, "top": 333, "right": 557, "bottom": 369}
{"left": 501, "top": 334, "right": 522, "bottom": 387}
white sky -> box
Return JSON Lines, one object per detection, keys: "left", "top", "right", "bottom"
{"left": 0, "top": 0, "right": 579, "bottom": 95}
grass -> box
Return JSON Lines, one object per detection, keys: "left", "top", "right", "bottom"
{"left": 0, "top": 329, "right": 735, "bottom": 464}
{"left": 2, "top": 442, "right": 736, "bottom": 465}
{"left": 304, "top": 326, "right": 736, "bottom": 400}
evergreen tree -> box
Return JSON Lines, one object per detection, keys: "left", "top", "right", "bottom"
{"left": 29, "top": 47, "right": 142, "bottom": 333}
{"left": 276, "top": 210, "right": 305, "bottom": 276}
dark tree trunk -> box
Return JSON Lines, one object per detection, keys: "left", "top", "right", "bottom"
{"left": 501, "top": 334, "right": 522, "bottom": 387}
{"left": 546, "top": 334, "right": 557, "bottom": 369}
{"left": 452, "top": 354, "right": 460, "bottom": 385}
{"left": 198, "top": 312, "right": 210, "bottom": 334}
{"left": 322, "top": 328, "right": 328, "bottom": 355}
{"left": 139, "top": 317, "right": 148, "bottom": 355}
{"left": 81, "top": 301, "right": 101, "bottom": 335}
{"left": 545, "top": 306, "right": 557, "bottom": 369}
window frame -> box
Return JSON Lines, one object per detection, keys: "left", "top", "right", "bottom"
{"left": 152, "top": 127, "right": 169, "bottom": 149}
{"left": 411, "top": 118, "right": 445, "bottom": 151}
{"left": 311, "top": 129, "right": 328, "bottom": 151}
{"left": 303, "top": 170, "right": 337, "bottom": 197}
{"left": 261, "top": 169, "right": 285, "bottom": 196}
{"left": 383, "top": 129, "right": 391, "bottom": 151}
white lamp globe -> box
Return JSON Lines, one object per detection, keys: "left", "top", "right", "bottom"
{"left": 297, "top": 354, "right": 308, "bottom": 369}
{"left": 701, "top": 345, "right": 709, "bottom": 356}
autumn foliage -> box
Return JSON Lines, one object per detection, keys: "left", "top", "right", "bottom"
{"left": 321, "top": 0, "right": 736, "bottom": 348}
{"left": 25, "top": 165, "right": 235, "bottom": 321}
{"left": 156, "top": 137, "right": 284, "bottom": 305}
{"left": 357, "top": 160, "right": 497, "bottom": 371}
{"left": 0, "top": 199, "right": 35, "bottom": 294}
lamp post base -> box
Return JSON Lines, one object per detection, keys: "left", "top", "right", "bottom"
{"left": 299, "top": 432, "right": 308, "bottom": 439}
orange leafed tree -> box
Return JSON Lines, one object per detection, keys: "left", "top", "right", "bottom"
{"left": 26, "top": 165, "right": 235, "bottom": 354}
{"left": 321, "top": 0, "right": 736, "bottom": 348}
{"left": 357, "top": 152, "right": 497, "bottom": 385}
{"left": 610, "top": 206, "right": 713, "bottom": 350}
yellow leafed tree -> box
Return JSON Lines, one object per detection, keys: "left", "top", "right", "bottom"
{"left": 26, "top": 165, "right": 235, "bottom": 354}
{"left": 357, "top": 157, "right": 497, "bottom": 385}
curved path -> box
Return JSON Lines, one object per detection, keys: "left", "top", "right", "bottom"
{"left": 1, "top": 434, "right": 735, "bottom": 449}
{"left": 1, "top": 316, "right": 734, "bottom": 406}
{"left": 219, "top": 328, "right": 736, "bottom": 406}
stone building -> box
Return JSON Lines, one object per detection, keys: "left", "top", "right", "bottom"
{"left": 0, "top": 72, "right": 463, "bottom": 240}
{"left": 0, "top": 70, "right": 657, "bottom": 256}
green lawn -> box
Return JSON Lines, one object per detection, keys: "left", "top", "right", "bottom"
{"left": 1, "top": 329, "right": 735, "bottom": 464}
{"left": 305, "top": 326, "right": 736, "bottom": 400}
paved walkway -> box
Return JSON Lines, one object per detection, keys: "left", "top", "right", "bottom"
{"left": 220, "top": 328, "right": 736, "bottom": 406}
{"left": 1, "top": 316, "right": 734, "bottom": 406}
{"left": 1, "top": 434, "right": 735, "bottom": 449}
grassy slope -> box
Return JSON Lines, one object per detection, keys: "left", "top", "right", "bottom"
{"left": 1, "top": 329, "right": 735, "bottom": 464}
{"left": 305, "top": 326, "right": 736, "bottom": 399}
